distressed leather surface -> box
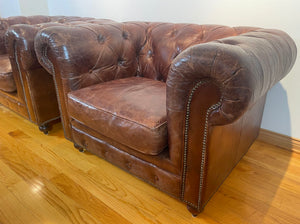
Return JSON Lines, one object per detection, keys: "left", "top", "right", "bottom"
{"left": 0, "top": 15, "right": 94, "bottom": 54}
{"left": 0, "top": 16, "right": 96, "bottom": 125}
{"left": 166, "top": 28, "right": 297, "bottom": 168}
{"left": 35, "top": 23, "right": 260, "bottom": 138}
{"left": 167, "top": 28, "right": 297, "bottom": 126}
{"left": 68, "top": 77, "right": 167, "bottom": 155}
{"left": 0, "top": 54, "right": 15, "bottom": 92}
{"left": 5, "top": 18, "right": 100, "bottom": 71}
{"left": 35, "top": 21, "right": 297, "bottom": 214}
{"left": 36, "top": 23, "right": 258, "bottom": 86}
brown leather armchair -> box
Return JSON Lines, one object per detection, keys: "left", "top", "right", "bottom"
{"left": 35, "top": 22, "right": 297, "bottom": 215}
{"left": 0, "top": 15, "right": 93, "bottom": 133}
{"left": 0, "top": 16, "right": 57, "bottom": 120}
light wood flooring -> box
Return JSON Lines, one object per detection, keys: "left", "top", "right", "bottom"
{"left": 0, "top": 104, "right": 300, "bottom": 224}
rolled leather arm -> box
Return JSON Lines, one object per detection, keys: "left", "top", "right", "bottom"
{"left": 6, "top": 18, "right": 97, "bottom": 71}
{"left": 0, "top": 16, "right": 53, "bottom": 55}
{"left": 5, "top": 22, "right": 88, "bottom": 71}
{"left": 6, "top": 23, "right": 60, "bottom": 71}
{"left": 35, "top": 24, "right": 101, "bottom": 76}
{"left": 167, "top": 29, "right": 297, "bottom": 125}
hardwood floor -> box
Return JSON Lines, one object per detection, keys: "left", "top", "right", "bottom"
{"left": 0, "top": 104, "right": 300, "bottom": 224}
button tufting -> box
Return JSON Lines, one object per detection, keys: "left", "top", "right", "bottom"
{"left": 171, "top": 30, "right": 178, "bottom": 36}
{"left": 98, "top": 34, "right": 106, "bottom": 44}
{"left": 118, "top": 58, "right": 125, "bottom": 66}
{"left": 155, "top": 75, "right": 162, "bottom": 81}
{"left": 122, "top": 31, "right": 129, "bottom": 39}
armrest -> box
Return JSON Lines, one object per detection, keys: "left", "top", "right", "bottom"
{"left": 2, "top": 16, "right": 95, "bottom": 57}
{"left": 166, "top": 28, "right": 296, "bottom": 211}
{"left": 167, "top": 28, "right": 297, "bottom": 126}
{"left": 0, "top": 16, "right": 51, "bottom": 55}
{"left": 6, "top": 19, "right": 98, "bottom": 71}
{"left": 5, "top": 23, "right": 66, "bottom": 71}
{"left": 35, "top": 24, "right": 100, "bottom": 78}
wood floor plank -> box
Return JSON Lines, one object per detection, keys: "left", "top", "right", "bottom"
{"left": 0, "top": 183, "right": 42, "bottom": 224}
{"left": 12, "top": 176, "right": 104, "bottom": 224}
{"left": 1, "top": 104, "right": 300, "bottom": 224}
{"left": 50, "top": 173, "right": 133, "bottom": 224}
{"left": 0, "top": 159, "right": 23, "bottom": 187}
{"left": 223, "top": 153, "right": 300, "bottom": 220}
{"left": 5, "top": 180, "right": 81, "bottom": 224}
{"left": 0, "top": 139, "right": 101, "bottom": 224}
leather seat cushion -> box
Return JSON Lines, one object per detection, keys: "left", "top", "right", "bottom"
{"left": 0, "top": 55, "right": 16, "bottom": 92}
{"left": 67, "top": 77, "right": 168, "bottom": 155}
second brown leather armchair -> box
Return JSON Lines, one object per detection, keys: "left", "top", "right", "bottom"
{"left": 1, "top": 15, "right": 93, "bottom": 133}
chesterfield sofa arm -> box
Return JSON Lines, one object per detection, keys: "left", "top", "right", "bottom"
{"left": 167, "top": 29, "right": 297, "bottom": 126}
{"left": 166, "top": 29, "right": 296, "bottom": 212}
{"left": 34, "top": 21, "right": 297, "bottom": 216}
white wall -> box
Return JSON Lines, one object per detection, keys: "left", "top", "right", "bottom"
{"left": 0, "top": 0, "right": 21, "bottom": 17}
{"left": 47, "top": 0, "right": 205, "bottom": 21}
{"left": 0, "top": 0, "right": 48, "bottom": 17}
{"left": 19, "top": 0, "right": 49, "bottom": 16}
{"left": 1, "top": 0, "right": 300, "bottom": 138}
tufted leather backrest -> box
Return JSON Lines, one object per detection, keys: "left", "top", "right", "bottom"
{"left": 69, "top": 22, "right": 258, "bottom": 85}
{"left": 137, "top": 23, "right": 258, "bottom": 81}
{"left": 65, "top": 22, "right": 148, "bottom": 89}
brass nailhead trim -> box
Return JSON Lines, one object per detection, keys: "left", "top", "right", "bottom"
{"left": 181, "top": 80, "right": 222, "bottom": 210}
{"left": 42, "top": 46, "right": 67, "bottom": 138}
